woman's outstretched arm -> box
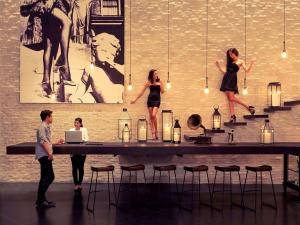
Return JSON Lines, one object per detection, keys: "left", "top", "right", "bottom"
{"left": 241, "top": 59, "right": 255, "bottom": 73}
{"left": 130, "top": 82, "right": 149, "bottom": 104}
{"left": 216, "top": 60, "right": 226, "bottom": 74}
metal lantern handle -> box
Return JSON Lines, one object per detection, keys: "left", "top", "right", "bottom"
{"left": 213, "top": 105, "right": 219, "bottom": 110}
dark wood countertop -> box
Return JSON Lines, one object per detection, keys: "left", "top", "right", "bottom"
{"left": 6, "top": 142, "right": 300, "bottom": 155}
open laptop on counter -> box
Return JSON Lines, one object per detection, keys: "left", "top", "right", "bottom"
{"left": 65, "top": 131, "right": 83, "bottom": 144}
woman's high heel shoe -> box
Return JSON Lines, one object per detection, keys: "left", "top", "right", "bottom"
{"left": 41, "top": 82, "right": 52, "bottom": 96}
{"left": 230, "top": 115, "right": 237, "bottom": 123}
{"left": 248, "top": 106, "right": 255, "bottom": 115}
{"left": 59, "top": 66, "right": 76, "bottom": 86}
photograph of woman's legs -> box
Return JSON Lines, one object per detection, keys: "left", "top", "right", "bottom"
{"left": 148, "top": 107, "right": 159, "bottom": 140}
{"left": 71, "top": 155, "right": 86, "bottom": 191}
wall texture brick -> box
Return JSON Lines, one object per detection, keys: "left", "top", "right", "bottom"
{"left": 0, "top": 0, "right": 300, "bottom": 184}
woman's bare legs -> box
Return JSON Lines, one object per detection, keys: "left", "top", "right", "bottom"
{"left": 226, "top": 91, "right": 253, "bottom": 119}
{"left": 52, "top": 8, "right": 72, "bottom": 81}
{"left": 152, "top": 107, "right": 159, "bottom": 139}
{"left": 148, "top": 107, "right": 156, "bottom": 139}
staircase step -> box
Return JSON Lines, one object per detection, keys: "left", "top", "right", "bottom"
{"left": 264, "top": 106, "right": 292, "bottom": 112}
{"left": 243, "top": 114, "right": 269, "bottom": 119}
{"left": 206, "top": 129, "right": 226, "bottom": 134}
{"left": 224, "top": 122, "right": 247, "bottom": 127}
{"left": 284, "top": 100, "right": 300, "bottom": 106}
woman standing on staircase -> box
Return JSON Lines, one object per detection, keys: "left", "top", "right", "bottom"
{"left": 216, "top": 48, "right": 255, "bottom": 123}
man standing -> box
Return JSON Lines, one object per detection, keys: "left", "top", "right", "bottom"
{"left": 35, "top": 110, "right": 63, "bottom": 208}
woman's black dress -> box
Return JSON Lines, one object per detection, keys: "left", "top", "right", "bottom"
{"left": 147, "top": 85, "right": 161, "bottom": 108}
{"left": 220, "top": 62, "right": 240, "bottom": 94}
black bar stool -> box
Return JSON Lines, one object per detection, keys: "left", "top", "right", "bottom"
{"left": 242, "top": 165, "right": 277, "bottom": 211}
{"left": 86, "top": 165, "right": 116, "bottom": 212}
{"left": 181, "top": 165, "right": 212, "bottom": 210}
{"left": 212, "top": 165, "right": 243, "bottom": 210}
{"left": 152, "top": 165, "right": 179, "bottom": 205}
{"left": 117, "top": 164, "right": 147, "bottom": 206}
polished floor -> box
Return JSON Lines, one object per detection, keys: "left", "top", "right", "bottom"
{"left": 0, "top": 183, "right": 300, "bottom": 225}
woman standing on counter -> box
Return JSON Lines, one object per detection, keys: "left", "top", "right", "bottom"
{"left": 131, "top": 69, "right": 165, "bottom": 140}
{"left": 70, "top": 117, "right": 88, "bottom": 192}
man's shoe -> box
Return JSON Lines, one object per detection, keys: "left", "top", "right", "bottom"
{"left": 36, "top": 200, "right": 56, "bottom": 209}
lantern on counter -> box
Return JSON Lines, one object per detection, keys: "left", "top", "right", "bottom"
{"left": 212, "top": 105, "right": 221, "bottom": 130}
{"left": 261, "top": 119, "right": 274, "bottom": 144}
{"left": 137, "top": 116, "right": 148, "bottom": 142}
{"left": 162, "top": 110, "right": 173, "bottom": 142}
{"left": 118, "top": 108, "right": 132, "bottom": 140}
{"left": 122, "top": 124, "right": 130, "bottom": 143}
{"left": 267, "top": 82, "right": 281, "bottom": 107}
{"left": 173, "top": 119, "right": 181, "bottom": 144}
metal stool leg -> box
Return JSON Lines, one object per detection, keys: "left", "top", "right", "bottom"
{"left": 112, "top": 171, "right": 117, "bottom": 204}
{"left": 92, "top": 172, "right": 99, "bottom": 212}
{"left": 198, "top": 172, "right": 201, "bottom": 206}
{"left": 87, "top": 170, "right": 94, "bottom": 211}
{"left": 269, "top": 171, "right": 277, "bottom": 209}
{"left": 107, "top": 171, "right": 111, "bottom": 206}
{"left": 181, "top": 170, "right": 187, "bottom": 203}
{"left": 230, "top": 172, "right": 233, "bottom": 208}
{"left": 206, "top": 171, "right": 212, "bottom": 203}
{"left": 260, "top": 171, "right": 263, "bottom": 208}
{"left": 255, "top": 172, "right": 258, "bottom": 212}
{"left": 211, "top": 171, "right": 218, "bottom": 201}
{"left": 117, "top": 170, "right": 124, "bottom": 206}
{"left": 222, "top": 172, "right": 225, "bottom": 210}
{"left": 237, "top": 171, "right": 243, "bottom": 207}
{"left": 242, "top": 170, "right": 248, "bottom": 208}
{"left": 174, "top": 170, "right": 179, "bottom": 202}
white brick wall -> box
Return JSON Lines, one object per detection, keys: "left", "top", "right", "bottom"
{"left": 0, "top": 0, "right": 300, "bottom": 183}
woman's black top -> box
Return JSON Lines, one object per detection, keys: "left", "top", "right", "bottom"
{"left": 147, "top": 85, "right": 161, "bottom": 108}
{"left": 220, "top": 62, "right": 240, "bottom": 94}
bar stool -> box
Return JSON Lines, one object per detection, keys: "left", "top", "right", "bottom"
{"left": 86, "top": 165, "right": 116, "bottom": 212}
{"left": 211, "top": 165, "right": 243, "bottom": 210}
{"left": 242, "top": 165, "right": 277, "bottom": 211}
{"left": 181, "top": 165, "right": 212, "bottom": 210}
{"left": 117, "top": 164, "right": 147, "bottom": 206}
{"left": 152, "top": 165, "right": 179, "bottom": 205}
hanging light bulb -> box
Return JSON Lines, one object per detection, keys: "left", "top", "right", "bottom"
{"left": 242, "top": 77, "right": 248, "bottom": 95}
{"left": 127, "top": 74, "right": 133, "bottom": 91}
{"left": 204, "top": 76, "right": 209, "bottom": 94}
{"left": 281, "top": 0, "right": 287, "bottom": 59}
{"left": 90, "top": 62, "right": 95, "bottom": 70}
{"left": 166, "top": 79, "right": 172, "bottom": 90}
{"left": 281, "top": 48, "right": 287, "bottom": 59}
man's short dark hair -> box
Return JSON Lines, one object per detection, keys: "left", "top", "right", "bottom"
{"left": 40, "top": 110, "right": 53, "bottom": 121}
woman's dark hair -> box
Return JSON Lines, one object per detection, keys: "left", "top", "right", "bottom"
{"left": 226, "top": 48, "right": 239, "bottom": 66}
{"left": 147, "top": 69, "right": 157, "bottom": 84}
{"left": 40, "top": 110, "right": 53, "bottom": 121}
{"left": 75, "top": 117, "right": 83, "bottom": 127}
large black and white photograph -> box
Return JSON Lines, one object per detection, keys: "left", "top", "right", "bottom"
{"left": 20, "top": 0, "right": 124, "bottom": 103}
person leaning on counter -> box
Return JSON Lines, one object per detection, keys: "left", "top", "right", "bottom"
{"left": 35, "top": 110, "right": 64, "bottom": 209}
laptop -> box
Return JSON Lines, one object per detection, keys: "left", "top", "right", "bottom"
{"left": 65, "top": 131, "right": 83, "bottom": 144}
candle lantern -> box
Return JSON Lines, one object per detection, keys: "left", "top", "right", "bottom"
{"left": 261, "top": 119, "right": 274, "bottom": 144}
{"left": 173, "top": 119, "right": 181, "bottom": 144}
{"left": 118, "top": 108, "right": 132, "bottom": 140}
{"left": 137, "top": 116, "right": 148, "bottom": 142}
{"left": 162, "top": 110, "right": 173, "bottom": 142}
{"left": 267, "top": 82, "right": 281, "bottom": 107}
{"left": 122, "top": 124, "right": 130, "bottom": 143}
{"left": 212, "top": 105, "right": 221, "bottom": 130}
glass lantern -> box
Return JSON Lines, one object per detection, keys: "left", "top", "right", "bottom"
{"left": 122, "top": 124, "right": 130, "bottom": 143}
{"left": 173, "top": 119, "right": 181, "bottom": 144}
{"left": 212, "top": 105, "right": 221, "bottom": 130}
{"left": 137, "top": 116, "right": 148, "bottom": 143}
{"left": 118, "top": 108, "right": 132, "bottom": 140}
{"left": 267, "top": 82, "right": 281, "bottom": 107}
{"left": 261, "top": 119, "right": 274, "bottom": 144}
{"left": 162, "top": 110, "right": 173, "bottom": 142}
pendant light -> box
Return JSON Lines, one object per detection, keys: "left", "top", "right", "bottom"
{"left": 281, "top": 0, "right": 287, "bottom": 58}
{"left": 242, "top": 0, "right": 248, "bottom": 95}
{"left": 203, "top": 0, "right": 209, "bottom": 94}
{"left": 166, "top": 0, "right": 171, "bottom": 90}
{"left": 127, "top": 0, "right": 133, "bottom": 91}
